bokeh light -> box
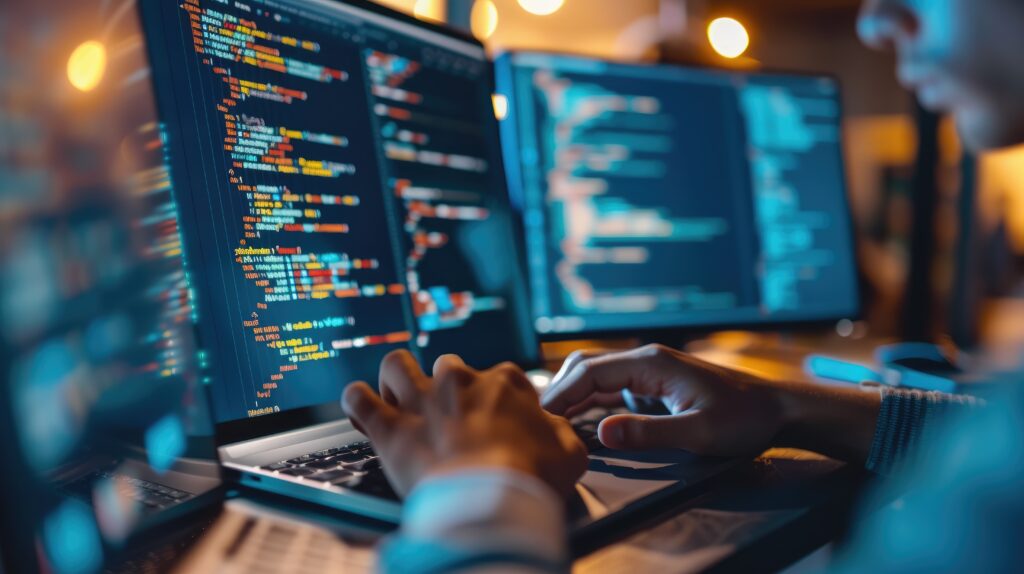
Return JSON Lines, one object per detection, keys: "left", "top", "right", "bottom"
{"left": 67, "top": 40, "right": 107, "bottom": 92}
{"left": 517, "top": 0, "right": 564, "bottom": 16}
{"left": 413, "top": 0, "right": 444, "bottom": 22}
{"left": 707, "top": 17, "right": 750, "bottom": 59}
{"left": 492, "top": 94, "right": 509, "bottom": 120}
{"left": 43, "top": 500, "right": 103, "bottom": 574}
{"left": 471, "top": 0, "right": 499, "bottom": 41}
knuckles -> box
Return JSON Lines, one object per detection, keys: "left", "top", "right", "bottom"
{"left": 566, "top": 349, "right": 592, "bottom": 365}
{"left": 639, "top": 343, "right": 672, "bottom": 358}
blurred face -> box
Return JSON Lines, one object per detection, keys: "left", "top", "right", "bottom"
{"left": 858, "top": 0, "right": 1024, "bottom": 151}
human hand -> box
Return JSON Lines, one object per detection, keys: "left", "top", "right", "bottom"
{"left": 342, "top": 350, "right": 588, "bottom": 498}
{"left": 542, "top": 344, "right": 789, "bottom": 456}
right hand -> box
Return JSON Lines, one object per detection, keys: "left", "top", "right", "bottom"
{"left": 343, "top": 351, "right": 588, "bottom": 498}
{"left": 542, "top": 344, "right": 788, "bottom": 456}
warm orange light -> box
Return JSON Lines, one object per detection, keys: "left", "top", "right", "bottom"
{"left": 413, "top": 0, "right": 445, "bottom": 22}
{"left": 67, "top": 40, "right": 107, "bottom": 92}
{"left": 708, "top": 17, "right": 749, "bottom": 59}
{"left": 470, "top": 0, "right": 499, "bottom": 40}
{"left": 492, "top": 94, "right": 509, "bottom": 120}
{"left": 517, "top": 0, "right": 564, "bottom": 16}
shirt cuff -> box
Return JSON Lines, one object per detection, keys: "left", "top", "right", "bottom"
{"left": 402, "top": 469, "right": 567, "bottom": 561}
{"left": 866, "top": 387, "right": 981, "bottom": 475}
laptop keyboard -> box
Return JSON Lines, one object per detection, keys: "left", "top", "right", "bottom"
{"left": 260, "top": 441, "right": 399, "bottom": 501}
{"left": 64, "top": 470, "right": 193, "bottom": 511}
{"left": 261, "top": 424, "right": 605, "bottom": 504}
{"left": 573, "top": 420, "right": 605, "bottom": 452}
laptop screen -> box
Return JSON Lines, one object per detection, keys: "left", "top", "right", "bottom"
{"left": 139, "top": 0, "right": 535, "bottom": 424}
{"left": 496, "top": 52, "right": 860, "bottom": 338}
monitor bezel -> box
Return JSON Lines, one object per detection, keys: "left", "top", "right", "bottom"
{"left": 141, "top": 0, "right": 537, "bottom": 446}
{"left": 495, "top": 50, "right": 864, "bottom": 343}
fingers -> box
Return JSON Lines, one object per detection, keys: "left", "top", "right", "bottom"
{"left": 433, "top": 354, "right": 475, "bottom": 385}
{"left": 546, "top": 413, "right": 590, "bottom": 479}
{"left": 597, "top": 412, "right": 709, "bottom": 452}
{"left": 542, "top": 345, "right": 678, "bottom": 415}
{"left": 488, "top": 361, "right": 535, "bottom": 394}
{"left": 342, "top": 382, "right": 400, "bottom": 445}
{"left": 551, "top": 348, "right": 611, "bottom": 386}
{"left": 433, "top": 354, "right": 476, "bottom": 414}
{"left": 379, "top": 350, "right": 430, "bottom": 408}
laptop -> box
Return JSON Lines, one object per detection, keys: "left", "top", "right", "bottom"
{"left": 138, "top": 0, "right": 549, "bottom": 523}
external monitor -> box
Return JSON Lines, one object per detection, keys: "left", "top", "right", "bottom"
{"left": 139, "top": 0, "right": 535, "bottom": 435}
{"left": 496, "top": 52, "right": 861, "bottom": 339}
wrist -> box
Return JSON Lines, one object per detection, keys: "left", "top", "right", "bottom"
{"left": 773, "top": 381, "right": 811, "bottom": 436}
{"left": 424, "top": 448, "right": 543, "bottom": 484}
{"left": 770, "top": 380, "right": 883, "bottom": 462}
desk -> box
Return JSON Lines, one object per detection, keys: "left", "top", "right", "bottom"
{"left": 165, "top": 450, "right": 869, "bottom": 574}
{"left": 136, "top": 334, "right": 883, "bottom": 573}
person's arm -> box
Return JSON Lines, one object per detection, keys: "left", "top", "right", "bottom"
{"left": 542, "top": 344, "right": 981, "bottom": 472}
{"left": 864, "top": 386, "right": 982, "bottom": 475}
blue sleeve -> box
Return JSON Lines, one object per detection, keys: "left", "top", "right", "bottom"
{"left": 379, "top": 470, "right": 571, "bottom": 574}
{"left": 866, "top": 387, "right": 981, "bottom": 475}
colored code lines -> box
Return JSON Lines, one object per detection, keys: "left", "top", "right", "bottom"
{"left": 367, "top": 50, "right": 489, "bottom": 173}
{"left": 223, "top": 116, "right": 354, "bottom": 178}
{"left": 393, "top": 177, "right": 505, "bottom": 341}
{"left": 131, "top": 122, "right": 196, "bottom": 380}
{"left": 234, "top": 245, "right": 405, "bottom": 303}
{"left": 180, "top": 0, "right": 408, "bottom": 412}
{"left": 240, "top": 183, "right": 359, "bottom": 237}
{"left": 532, "top": 69, "right": 734, "bottom": 316}
{"left": 182, "top": 1, "right": 346, "bottom": 82}
{"left": 244, "top": 312, "right": 410, "bottom": 399}
{"left": 740, "top": 83, "right": 841, "bottom": 312}
{"left": 364, "top": 47, "right": 509, "bottom": 349}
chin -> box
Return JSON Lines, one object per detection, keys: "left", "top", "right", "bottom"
{"left": 955, "top": 110, "right": 1024, "bottom": 152}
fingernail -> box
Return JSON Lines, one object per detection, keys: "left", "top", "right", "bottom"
{"left": 601, "top": 422, "right": 623, "bottom": 447}
{"left": 341, "top": 385, "right": 360, "bottom": 413}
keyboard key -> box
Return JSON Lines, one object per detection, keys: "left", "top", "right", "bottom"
{"left": 335, "top": 451, "right": 367, "bottom": 463}
{"left": 262, "top": 462, "right": 291, "bottom": 471}
{"left": 573, "top": 425, "right": 604, "bottom": 452}
{"left": 308, "top": 469, "right": 355, "bottom": 484}
{"left": 314, "top": 448, "right": 340, "bottom": 457}
{"left": 278, "top": 467, "right": 317, "bottom": 477}
{"left": 286, "top": 455, "right": 317, "bottom": 465}
{"left": 305, "top": 459, "right": 340, "bottom": 470}
{"left": 346, "top": 458, "right": 381, "bottom": 472}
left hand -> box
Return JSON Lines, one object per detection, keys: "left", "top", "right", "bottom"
{"left": 342, "top": 350, "right": 588, "bottom": 498}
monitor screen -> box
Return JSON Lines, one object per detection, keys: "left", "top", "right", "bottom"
{"left": 496, "top": 52, "right": 860, "bottom": 337}
{"left": 0, "top": 0, "right": 221, "bottom": 571}
{"left": 139, "top": 0, "right": 535, "bottom": 424}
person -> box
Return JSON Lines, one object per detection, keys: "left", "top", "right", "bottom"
{"left": 343, "top": 0, "right": 1024, "bottom": 570}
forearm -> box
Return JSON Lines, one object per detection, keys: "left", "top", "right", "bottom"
{"left": 772, "top": 381, "right": 883, "bottom": 464}
{"left": 771, "top": 381, "right": 983, "bottom": 473}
